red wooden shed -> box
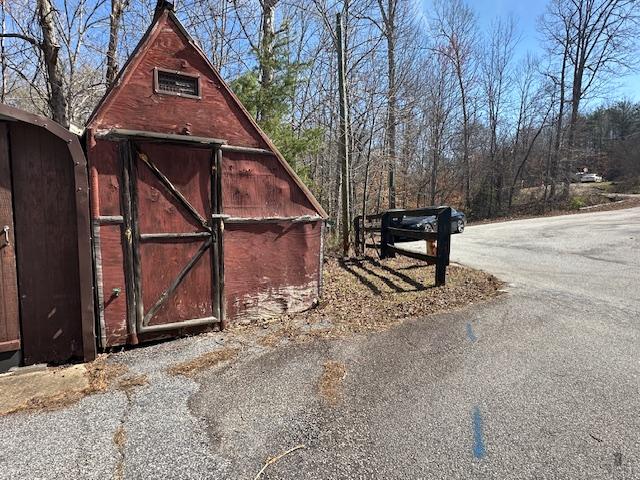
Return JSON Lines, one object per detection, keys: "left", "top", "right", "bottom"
{"left": 0, "top": 104, "right": 95, "bottom": 371}
{"left": 85, "top": 4, "right": 327, "bottom": 349}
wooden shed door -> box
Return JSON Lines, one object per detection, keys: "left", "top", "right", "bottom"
{"left": 0, "top": 124, "right": 20, "bottom": 354}
{"left": 129, "top": 142, "right": 221, "bottom": 333}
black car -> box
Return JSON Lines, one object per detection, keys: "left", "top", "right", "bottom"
{"left": 396, "top": 208, "right": 466, "bottom": 236}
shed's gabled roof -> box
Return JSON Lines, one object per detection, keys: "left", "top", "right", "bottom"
{"left": 87, "top": 4, "right": 327, "bottom": 219}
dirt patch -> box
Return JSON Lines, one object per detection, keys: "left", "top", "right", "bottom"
{"left": 318, "top": 361, "right": 347, "bottom": 405}
{"left": 167, "top": 347, "right": 239, "bottom": 377}
{"left": 0, "top": 355, "right": 136, "bottom": 416}
{"left": 316, "top": 257, "right": 501, "bottom": 334}
{"left": 257, "top": 323, "right": 303, "bottom": 348}
{"left": 113, "top": 424, "right": 126, "bottom": 448}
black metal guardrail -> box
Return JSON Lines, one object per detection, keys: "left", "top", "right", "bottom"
{"left": 353, "top": 207, "right": 452, "bottom": 286}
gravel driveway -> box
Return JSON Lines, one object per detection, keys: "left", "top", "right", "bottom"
{"left": 1, "top": 207, "right": 639, "bottom": 479}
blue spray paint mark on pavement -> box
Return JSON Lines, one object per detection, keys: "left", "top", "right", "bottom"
{"left": 472, "top": 407, "right": 486, "bottom": 459}
{"left": 466, "top": 323, "right": 477, "bottom": 343}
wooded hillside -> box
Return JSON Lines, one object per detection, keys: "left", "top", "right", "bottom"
{"left": 1, "top": 0, "right": 638, "bottom": 234}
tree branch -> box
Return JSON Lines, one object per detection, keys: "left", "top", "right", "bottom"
{"left": 0, "top": 33, "right": 42, "bottom": 48}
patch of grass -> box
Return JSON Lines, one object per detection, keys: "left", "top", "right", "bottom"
{"left": 607, "top": 178, "right": 640, "bottom": 194}
{"left": 569, "top": 196, "right": 587, "bottom": 210}
{"left": 167, "top": 347, "right": 239, "bottom": 377}
{"left": 318, "top": 361, "right": 347, "bottom": 405}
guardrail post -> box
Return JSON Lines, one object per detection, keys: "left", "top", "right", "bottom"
{"left": 380, "top": 211, "right": 395, "bottom": 259}
{"left": 435, "top": 207, "right": 451, "bottom": 286}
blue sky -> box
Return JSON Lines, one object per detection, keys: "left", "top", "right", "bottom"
{"left": 420, "top": 0, "right": 640, "bottom": 104}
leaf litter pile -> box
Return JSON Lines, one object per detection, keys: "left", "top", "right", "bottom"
{"left": 168, "top": 347, "right": 240, "bottom": 377}
{"left": 243, "top": 256, "right": 503, "bottom": 346}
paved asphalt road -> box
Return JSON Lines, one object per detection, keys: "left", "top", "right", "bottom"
{"left": 1, "top": 208, "right": 639, "bottom": 479}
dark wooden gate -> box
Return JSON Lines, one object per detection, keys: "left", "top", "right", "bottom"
{"left": 124, "top": 140, "right": 223, "bottom": 334}
{"left": 0, "top": 104, "right": 95, "bottom": 371}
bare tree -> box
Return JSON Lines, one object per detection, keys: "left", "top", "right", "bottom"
{"left": 38, "top": 0, "right": 68, "bottom": 125}
{"left": 423, "top": 52, "right": 456, "bottom": 205}
{"left": 539, "top": 0, "right": 573, "bottom": 198}
{"left": 541, "top": 0, "right": 639, "bottom": 195}
{"left": 106, "top": 0, "right": 128, "bottom": 87}
{"left": 508, "top": 57, "right": 555, "bottom": 208}
{"left": 375, "top": 0, "right": 398, "bottom": 208}
{"left": 480, "top": 16, "right": 517, "bottom": 215}
{"left": 566, "top": 0, "right": 638, "bottom": 148}
{"left": 432, "top": 0, "right": 478, "bottom": 209}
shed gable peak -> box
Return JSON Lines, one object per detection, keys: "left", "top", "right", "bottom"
{"left": 87, "top": 7, "right": 327, "bottom": 218}
{"left": 87, "top": 10, "right": 265, "bottom": 148}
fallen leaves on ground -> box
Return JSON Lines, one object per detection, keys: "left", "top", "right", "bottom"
{"left": 245, "top": 257, "right": 503, "bottom": 342}
{"left": 167, "top": 347, "right": 240, "bottom": 377}
{"left": 1, "top": 356, "right": 135, "bottom": 416}
{"left": 318, "top": 360, "right": 347, "bottom": 405}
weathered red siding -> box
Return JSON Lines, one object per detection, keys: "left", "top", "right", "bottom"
{"left": 98, "top": 223, "right": 128, "bottom": 346}
{"left": 222, "top": 151, "right": 317, "bottom": 217}
{"left": 224, "top": 222, "right": 322, "bottom": 323}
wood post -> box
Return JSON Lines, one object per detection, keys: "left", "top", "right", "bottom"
{"left": 380, "top": 212, "right": 396, "bottom": 259}
{"left": 435, "top": 207, "right": 451, "bottom": 286}
{"left": 370, "top": 206, "right": 451, "bottom": 286}
{"left": 214, "top": 147, "right": 226, "bottom": 330}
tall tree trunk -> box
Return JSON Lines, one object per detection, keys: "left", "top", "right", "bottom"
{"left": 430, "top": 137, "right": 439, "bottom": 205}
{"left": 362, "top": 125, "right": 374, "bottom": 220}
{"left": 456, "top": 69, "right": 471, "bottom": 208}
{"left": 106, "top": 0, "right": 128, "bottom": 88}
{"left": 378, "top": 0, "right": 397, "bottom": 209}
{"left": 0, "top": 3, "right": 6, "bottom": 103}
{"left": 336, "top": 13, "right": 351, "bottom": 257}
{"left": 386, "top": 22, "right": 397, "bottom": 209}
{"left": 550, "top": 41, "right": 568, "bottom": 201}
{"left": 37, "top": 0, "right": 68, "bottom": 127}
{"left": 565, "top": 51, "right": 585, "bottom": 196}
{"left": 259, "top": 0, "right": 277, "bottom": 123}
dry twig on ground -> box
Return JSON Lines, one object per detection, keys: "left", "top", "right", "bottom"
{"left": 254, "top": 445, "right": 306, "bottom": 480}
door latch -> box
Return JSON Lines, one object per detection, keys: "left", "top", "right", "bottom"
{"left": 1, "top": 225, "right": 9, "bottom": 247}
